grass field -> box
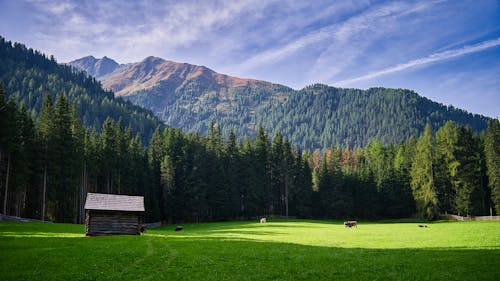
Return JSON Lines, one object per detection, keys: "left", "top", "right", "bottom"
{"left": 1, "top": 219, "right": 499, "bottom": 280}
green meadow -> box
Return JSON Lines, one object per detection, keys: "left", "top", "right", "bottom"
{"left": 1, "top": 220, "right": 499, "bottom": 280}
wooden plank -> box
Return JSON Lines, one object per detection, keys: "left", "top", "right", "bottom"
{"left": 86, "top": 210, "right": 142, "bottom": 236}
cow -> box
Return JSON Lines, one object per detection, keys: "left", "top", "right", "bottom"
{"left": 260, "top": 217, "right": 267, "bottom": 224}
{"left": 175, "top": 225, "right": 184, "bottom": 231}
{"left": 344, "top": 221, "right": 357, "bottom": 228}
{"left": 418, "top": 224, "right": 428, "bottom": 228}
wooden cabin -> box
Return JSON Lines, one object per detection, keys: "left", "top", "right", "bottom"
{"left": 84, "top": 193, "right": 145, "bottom": 236}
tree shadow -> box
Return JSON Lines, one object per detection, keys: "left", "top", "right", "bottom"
{"left": 1, "top": 233, "right": 499, "bottom": 281}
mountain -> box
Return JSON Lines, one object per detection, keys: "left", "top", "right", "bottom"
{"left": 69, "top": 55, "right": 491, "bottom": 150}
{"left": 0, "top": 37, "right": 162, "bottom": 142}
{"left": 102, "top": 56, "right": 279, "bottom": 96}
{"left": 67, "top": 55, "right": 120, "bottom": 80}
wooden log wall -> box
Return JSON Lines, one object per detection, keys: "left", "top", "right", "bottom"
{"left": 86, "top": 210, "right": 142, "bottom": 236}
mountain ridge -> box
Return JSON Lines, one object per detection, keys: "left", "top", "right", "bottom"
{"left": 68, "top": 55, "right": 490, "bottom": 149}
{"left": 68, "top": 55, "right": 120, "bottom": 80}
{"left": 0, "top": 37, "right": 162, "bottom": 143}
{"left": 102, "top": 56, "right": 279, "bottom": 96}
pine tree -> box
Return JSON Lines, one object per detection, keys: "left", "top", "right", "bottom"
{"left": 484, "top": 120, "right": 500, "bottom": 214}
{"left": 435, "top": 121, "right": 459, "bottom": 213}
{"left": 147, "top": 125, "right": 163, "bottom": 221}
{"left": 101, "top": 117, "right": 117, "bottom": 194}
{"left": 453, "top": 127, "right": 482, "bottom": 216}
{"left": 410, "top": 124, "right": 439, "bottom": 220}
{"left": 1, "top": 98, "right": 20, "bottom": 215}
{"left": 52, "top": 93, "right": 76, "bottom": 222}
{"left": 38, "top": 94, "right": 54, "bottom": 220}
{"left": 225, "top": 129, "right": 241, "bottom": 217}
{"left": 255, "top": 124, "right": 270, "bottom": 215}
{"left": 270, "top": 132, "right": 284, "bottom": 215}
{"left": 160, "top": 154, "right": 174, "bottom": 220}
{"left": 70, "top": 103, "right": 85, "bottom": 223}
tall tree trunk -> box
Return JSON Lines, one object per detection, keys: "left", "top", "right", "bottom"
{"left": 240, "top": 193, "right": 245, "bottom": 217}
{"left": 285, "top": 175, "right": 289, "bottom": 218}
{"left": 74, "top": 186, "right": 78, "bottom": 224}
{"left": 42, "top": 163, "right": 47, "bottom": 221}
{"left": 107, "top": 171, "right": 111, "bottom": 194}
{"left": 79, "top": 165, "right": 83, "bottom": 224}
{"left": 3, "top": 154, "right": 10, "bottom": 215}
{"left": 0, "top": 149, "right": 2, "bottom": 211}
{"left": 118, "top": 168, "right": 121, "bottom": 194}
{"left": 79, "top": 162, "right": 87, "bottom": 224}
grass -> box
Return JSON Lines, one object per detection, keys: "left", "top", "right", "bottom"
{"left": 1, "top": 219, "right": 499, "bottom": 280}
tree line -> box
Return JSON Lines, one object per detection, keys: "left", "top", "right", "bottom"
{"left": 1, "top": 86, "right": 499, "bottom": 222}
{"left": 126, "top": 78, "right": 490, "bottom": 150}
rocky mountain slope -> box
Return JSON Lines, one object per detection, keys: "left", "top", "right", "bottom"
{"left": 68, "top": 55, "right": 120, "bottom": 80}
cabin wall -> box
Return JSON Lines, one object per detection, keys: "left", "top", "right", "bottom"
{"left": 85, "top": 210, "right": 141, "bottom": 236}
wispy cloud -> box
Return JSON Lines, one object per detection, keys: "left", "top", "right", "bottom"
{"left": 1, "top": 0, "right": 498, "bottom": 117}
{"left": 237, "top": 1, "right": 436, "bottom": 75}
{"left": 27, "top": 0, "right": 268, "bottom": 62}
{"left": 335, "top": 37, "right": 500, "bottom": 86}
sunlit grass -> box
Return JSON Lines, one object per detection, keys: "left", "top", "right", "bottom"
{"left": 154, "top": 219, "right": 500, "bottom": 249}
{"left": 1, "top": 219, "right": 499, "bottom": 280}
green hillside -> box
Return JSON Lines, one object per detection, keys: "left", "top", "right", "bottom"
{"left": 123, "top": 71, "right": 489, "bottom": 150}
{"left": 0, "top": 37, "right": 162, "bottom": 142}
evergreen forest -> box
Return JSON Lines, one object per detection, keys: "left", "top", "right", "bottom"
{"left": 0, "top": 37, "right": 498, "bottom": 223}
{"left": 1, "top": 83, "right": 499, "bottom": 222}
{"left": 125, "top": 75, "right": 490, "bottom": 150}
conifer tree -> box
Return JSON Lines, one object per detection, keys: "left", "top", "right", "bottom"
{"left": 452, "top": 127, "right": 482, "bottom": 216}
{"left": 38, "top": 94, "right": 54, "bottom": 220}
{"left": 435, "top": 121, "right": 459, "bottom": 213}
{"left": 101, "top": 117, "right": 117, "bottom": 193}
{"left": 410, "top": 124, "right": 438, "bottom": 219}
{"left": 147, "top": 125, "right": 163, "bottom": 221}
{"left": 484, "top": 120, "right": 500, "bottom": 214}
{"left": 255, "top": 124, "right": 270, "bottom": 214}
{"left": 52, "top": 93, "right": 76, "bottom": 222}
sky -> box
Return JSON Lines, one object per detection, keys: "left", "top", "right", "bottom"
{"left": 0, "top": 0, "right": 499, "bottom": 117}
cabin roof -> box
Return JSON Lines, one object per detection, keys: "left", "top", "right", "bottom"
{"left": 84, "top": 193, "right": 145, "bottom": 212}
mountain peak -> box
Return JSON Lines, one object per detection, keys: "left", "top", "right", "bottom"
{"left": 142, "top": 56, "right": 165, "bottom": 63}
{"left": 81, "top": 55, "right": 97, "bottom": 61}
{"left": 101, "top": 56, "right": 274, "bottom": 96}
{"left": 68, "top": 55, "right": 119, "bottom": 80}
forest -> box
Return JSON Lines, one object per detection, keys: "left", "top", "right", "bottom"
{"left": 1, "top": 83, "right": 499, "bottom": 223}
{"left": 125, "top": 75, "right": 490, "bottom": 150}
{"left": 0, "top": 36, "right": 162, "bottom": 143}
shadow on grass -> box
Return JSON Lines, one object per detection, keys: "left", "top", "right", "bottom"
{"left": 1, "top": 233, "right": 499, "bottom": 281}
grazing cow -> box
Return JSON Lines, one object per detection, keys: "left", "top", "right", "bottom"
{"left": 175, "top": 225, "right": 184, "bottom": 231}
{"left": 344, "top": 221, "right": 357, "bottom": 228}
{"left": 260, "top": 217, "right": 267, "bottom": 224}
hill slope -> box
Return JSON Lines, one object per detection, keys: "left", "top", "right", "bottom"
{"left": 0, "top": 37, "right": 162, "bottom": 141}
{"left": 69, "top": 56, "right": 490, "bottom": 149}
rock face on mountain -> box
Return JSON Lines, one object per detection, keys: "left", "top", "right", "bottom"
{"left": 68, "top": 56, "right": 120, "bottom": 80}
{"left": 101, "top": 56, "right": 276, "bottom": 96}
{"left": 69, "top": 55, "right": 490, "bottom": 150}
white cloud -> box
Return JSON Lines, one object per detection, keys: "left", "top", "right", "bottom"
{"left": 237, "top": 1, "right": 436, "bottom": 75}
{"left": 26, "top": 0, "right": 272, "bottom": 62}
{"left": 334, "top": 37, "right": 500, "bottom": 86}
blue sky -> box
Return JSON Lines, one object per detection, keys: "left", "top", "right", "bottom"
{"left": 0, "top": 0, "right": 499, "bottom": 117}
